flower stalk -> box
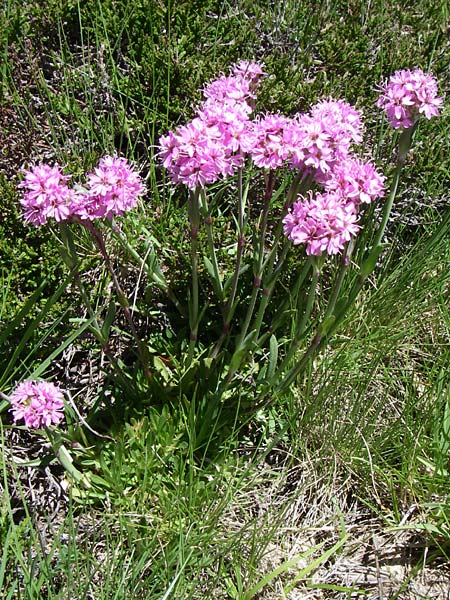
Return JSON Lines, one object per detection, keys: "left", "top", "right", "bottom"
{"left": 187, "top": 188, "right": 201, "bottom": 362}
{"left": 81, "top": 220, "right": 151, "bottom": 378}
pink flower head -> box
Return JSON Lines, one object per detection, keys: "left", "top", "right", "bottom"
{"left": 76, "top": 156, "right": 145, "bottom": 220}
{"left": 287, "top": 114, "right": 335, "bottom": 175}
{"left": 18, "top": 164, "right": 75, "bottom": 226}
{"left": 160, "top": 90, "right": 254, "bottom": 188}
{"left": 159, "top": 118, "right": 228, "bottom": 188}
{"left": 203, "top": 73, "right": 254, "bottom": 105}
{"left": 377, "top": 68, "right": 443, "bottom": 129}
{"left": 310, "top": 99, "right": 364, "bottom": 153}
{"left": 159, "top": 61, "right": 268, "bottom": 188}
{"left": 286, "top": 100, "right": 363, "bottom": 177}
{"left": 250, "top": 113, "right": 292, "bottom": 169}
{"left": 231, "top": 60, "right": 266, "bottom": 87}
{"left": 198, "top": 100, "right": 253, "bottom": 156}
{"left": 283, "top": 191, "right": 360, "bottom": 256}
{"left": 9, "top": 380, "right": 65, "bottom": 429}
{"left": 204, "top": 60, "right": 265, "bottom": 104}
{"left": 323, "top": 157, "right": 386, "bottom": 205}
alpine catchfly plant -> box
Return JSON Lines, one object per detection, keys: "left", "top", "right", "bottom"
{"left": 18, "top": 156, "right": 149, "bottom": 371}
{"left": 376, "top": 68, "right": 443, "bottom": 129}
{"left": 9, "top": 380, "right": 65, "bottom": 429}
{"left": 14, "top": 61, "right": 443, "bottom": 438}
{"left": 3, "top": 381, "right": 91, "bottom": 488}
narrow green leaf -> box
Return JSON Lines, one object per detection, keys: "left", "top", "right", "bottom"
{"left": 204, "top": 256, "right": 223, "bottom": 299}
{"left": 56, "top": 444, "right": 91, "bottom": 488}
{"left": 333, "top": 295, "right": 349, "bottom": 318}
{"left": 230, "top": 330, "right": 258, "bottom": 372}
{"left": 203, "top": 256, "right": 216, "bottom": 280}
{"left": 359, "top": 244, "right": 385, "bottom": 278}
{"left": 244, "top": 544, "right": 323, "bottom": 599}
{"left": 29, "top": 316, "right": 97, "bottom": 380}
{"left": 101, "top": 299, "right": 116, "bottom": 341}
{"left": 0, "top": 277, "right": 48, "bottom": 344}
{"left": 317, "top": 315, "right": 336, "bottom": 336}
{"left": 153, "top": 356, "right": 172, "bottom": 383}
{"left": 229, "top": 348, "right": 248, "bottom": 373}
{"left": 1, "top": 270, "right": 74, "bottom": 387}
{"left": 268, "top": 334, "right": 278, "bottom": 380}
{"left": 223, "top": 264, "right": 250, "bottom": 294}
{"left": 284, "top": 535, "right": 348, "bottom": 594}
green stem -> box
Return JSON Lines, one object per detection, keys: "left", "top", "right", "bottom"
{"left": 251, "top": 172, "right": 315, "bottom": 341}
{"left": 210, "top": 167, "right": 247, "bottom": 359}
{"left": 271, "top": 257, "right": 318, "bottom": 379}
{"left": 372, "top": 162, "right": 402, "bottom": 248}
{"left": 261, "top": 256, "right": 312, "bottom": 344}
{"left": 59, "top": 223, "right": 106, "bottom": 344}
{"left": 332, "top": 126, "right": 413, "bottom": 329}
{"left": 199, "top": 188, "right": 223, "bottom": 301}
{"left": 323, "top": 240, "right": 354, "bottom": 320}
{"left": 225, "top": 166, "right": 246, "bottom": 324}
{"left": 45, "top": 428, "right": 92, "bottom": 488}
{"left": 82, "top": 221, "right": 151, "bottom": 377}
{"left": 274, "top": 330, "right": 323, "bottom": 397}
{"left": 373, "top": 126, "right": 413, "bottom": 248}
{"left": 188, "top": 188, "right": 201, "bottom": 362}
{"left": 56, "top": 224, "right": 139, "bottom": 385}
{"left": 297, "top": 258, "right": 320, "bottom": 337}
{"left": 106, "top": 221, "right": 185, "bottom": 316}
{"left": 235, "top": 171, "right": 275, "bottom": 351}
{"left": 252, "top": 240, "right": 291, "bottom": 341}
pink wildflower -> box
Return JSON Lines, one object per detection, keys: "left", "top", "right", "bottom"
{"left": 18, "top": 164, "right": 75, "bottom": 226}
{"left": 9, "top": 380, "right": 65, "bottom": 429}
{"left": 231, "top": 60, "right": 266, "bottom": 87}
{"left": 19, "top": 158, "right": 144, "bottom": 224}
{"left": 76, "top": 156, "right": 145, "bottom": 220}
{"left": 160, "top": 96, "right": 254, "bottom": 187}
{"left": 311, "top": 99, "right": 363, "bottom": 150}
{"left": 286, "top": 101, "right": 363, "bottom": 177}
{"left": 283, "top": 192, "right": 360, "bottom": 256}
{"left": 323, "top": 157, "right": 386, "bottom": 205}
{"left": 250, "top": 113, "right": 292, "bottom": 169}
{"left": 377, "top": 68, "right": 443, "bottom": 129}
{"left": 198, "top": 100, "right": 254, "bottom": 157}
{"left": 159, "top": 118, "right": 225, "bottom": 188}
{"left": 203, "top": 74, "right": 254, "bottom": 105}
{"left": 204, "top": 60, "right": 265, "bottom": 104}
{"left": 160, "top": 61, "right": 267, "bottom": 187}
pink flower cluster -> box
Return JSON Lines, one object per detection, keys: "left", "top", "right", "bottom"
{"left": 74, "top": 156, "right": 145, "bottom": 220}
{"left": 159, "top": 61, "right": 265, "bottom": 188}
{"left": 250, "top": 113, "right": 292, "bottom": 169}
{"left": 283, "top": 155, "right": 386, "bottom": 255}
{"left": 160, "top": 70, "right": 365, "bottom": 187}
{"left": 283, "top": 192, "right": 360, "bottom": 256}
{"left": 160, "top": 62, "right": 388, "bottom": 256}
{"left": 322, "top": 157, "right": 386, "bottom": 205}
{"left": 377, "top": 68, "right": 443, "bottom": 129}
{"left": 160, "top": 62, "right": 441, "bottom": 255}
{"left": 19, "top": 156, "right": 144, "bottom": 226}
{"left": 235, "top": 99, "right": 364, "bottom": 183}
{"left": 18, "top": 164, "right": 76, "bottom": 226}
{"left": 9, "top": 380, "right": 65, "bottom": 429}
